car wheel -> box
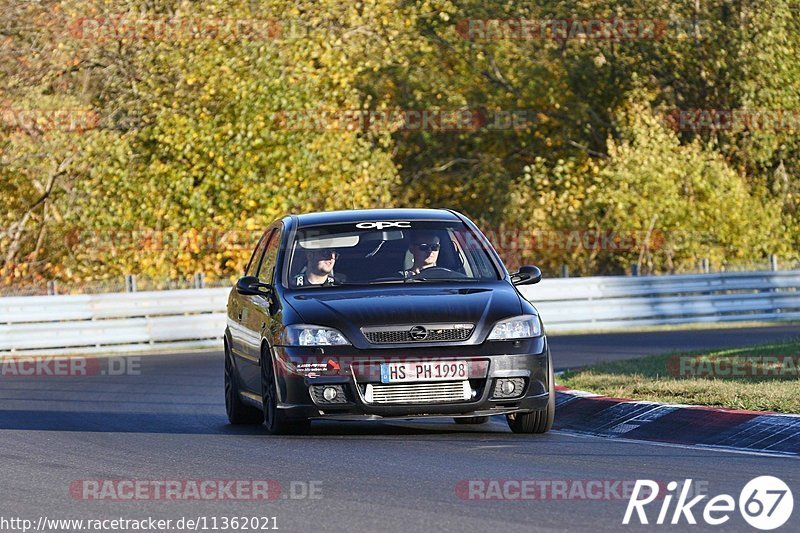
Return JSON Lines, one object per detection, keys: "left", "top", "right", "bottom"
{"left": 224, "top": 342, "right": 262, "bottom": 425}
{"left": 506, "top": 351, "right": 555, "bottom": 434}
{"left": 261, "top": 346, "right": 311, "bottom": 435}
{"left": 454, "top": 416, "right": 490, "bottom": 424}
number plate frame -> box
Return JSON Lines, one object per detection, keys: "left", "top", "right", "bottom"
{"left": 379, "top": 360, "right": 469, "bottom": 383}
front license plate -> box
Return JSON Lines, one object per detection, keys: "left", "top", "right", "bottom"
{"left": 380, "top": 360, "right": 469, "bottom": 383}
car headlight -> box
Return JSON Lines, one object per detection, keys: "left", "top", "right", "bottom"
{"left": 487, "top": 314, "right": 542, "bottom": 340}
{"left": 281, "top": 325, "right": 351, "bottom": 346}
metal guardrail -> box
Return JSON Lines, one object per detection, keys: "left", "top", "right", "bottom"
{"left": 1, "top": 271, "right": 798, "bottom": 356}
{"left": 520, "top": 270, "right": 800, "bottom": 332}
{"left": 0, "top": 289, "right": 229, "bottom": 356}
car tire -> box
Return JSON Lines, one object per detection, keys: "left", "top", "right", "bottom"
{"left": 224, "top": 341, "right": 263, "bottom": 425}
{"left": 261, "top": 346, "right": 311, "bottom": 435}
{"left": 506, "top": 350, "right": 555, "bottom": 434}
{"left": 454, "top": 416, "right": 490, "bottom": 424}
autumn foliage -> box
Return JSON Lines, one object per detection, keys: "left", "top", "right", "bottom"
{"left": 1, "top": 1, "right": 797, "bottom": 289}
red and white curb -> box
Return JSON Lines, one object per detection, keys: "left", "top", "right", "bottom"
{"left": 554, "top": 386, "right": 800, "bottom": 456}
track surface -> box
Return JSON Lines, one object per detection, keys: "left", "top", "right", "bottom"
{"left": 1, "top": 326, "right": 798, "bottom": 532}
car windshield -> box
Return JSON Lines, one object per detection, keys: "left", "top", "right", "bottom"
{"left": 285, "top": 220, "right": 500, "bottom": 287}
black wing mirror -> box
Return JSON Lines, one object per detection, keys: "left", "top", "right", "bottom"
{"left": 510, "top": 265, "right": 542, "bottom": 286}
{"left": 235, "top": 275, "right": 273, "bottom": 296}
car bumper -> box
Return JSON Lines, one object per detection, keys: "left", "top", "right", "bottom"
{"left": 270, "top": 337, "right": 552, "bottom": 421}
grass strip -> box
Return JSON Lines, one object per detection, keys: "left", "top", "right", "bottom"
{"left": 559, "top": 340, "right": 800, "bottom": 413}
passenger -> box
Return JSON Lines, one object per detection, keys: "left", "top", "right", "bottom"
{"left": 293, "top": 248, "right": 339, "bottom": 286}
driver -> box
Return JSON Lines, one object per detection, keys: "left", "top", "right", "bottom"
{"left": 294, "top": 248, "right": 339, "bottom": 287}
{"left": 401, "top": 234, "right": 440, "bottom": 278}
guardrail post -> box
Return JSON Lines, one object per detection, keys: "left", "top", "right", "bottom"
{"left": 769, "top": 254, "right": 779, "bottom": 271}
{"left": 630, "top": 264, "right": 639, "bottom": 276}
{"left": 560, "top": 265, "right": 569, "bottom": 278}
{"left": 47, "top": 280, "right": 57, "bottom": 295}
{"left": 194, "top": 272, "right": 205, "bottom": 289}
{"left": 125, "top": 274, "right": 137, "bottom": 293}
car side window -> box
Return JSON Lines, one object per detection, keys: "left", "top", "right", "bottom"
{"left": 256, "top": 226, "right": 282, "bottom": 284}
{"left": 245, "top": 230, "right": 272, "bottom": 277}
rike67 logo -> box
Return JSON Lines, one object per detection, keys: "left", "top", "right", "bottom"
{"left": 624, "top": 477, "right": 794, "bottom": 530}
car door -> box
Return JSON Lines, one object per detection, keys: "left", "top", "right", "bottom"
{"left": 229, "top": 229, "right": 271, "bottom": 365}
{"left": 238, "top": 224, "right": 283, "bottom": 392}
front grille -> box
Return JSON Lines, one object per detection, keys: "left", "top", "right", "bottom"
{"left": 365, "top": 381, "right": 471, "bottom": 404}
{"left": 362, "top": 324, "right": 474, "bottom": 344}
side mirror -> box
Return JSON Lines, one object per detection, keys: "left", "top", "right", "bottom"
{"left": 235, "top": 275, "right": 273, "bottom": 296}
{"left": 511, "top": 265, "right": 542, "bottom": 286}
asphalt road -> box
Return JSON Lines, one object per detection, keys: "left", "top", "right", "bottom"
{"left": 1, "top": 326, "right": 798, "bottom": 532}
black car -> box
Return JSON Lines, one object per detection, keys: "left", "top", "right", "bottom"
{"left": 224, "top": 208, "right": 553, "bottom": 434}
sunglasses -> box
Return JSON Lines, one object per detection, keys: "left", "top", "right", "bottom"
{"left": 413, "top": 242, "right": 440, "bottom": 252}
{"left": 310, "top": 249, "right": 339, "bottom": 259}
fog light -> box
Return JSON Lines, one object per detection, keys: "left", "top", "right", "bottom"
{"left": 492, "top": 377, "right": 526, "bottom": 399}
{"left": 311, "top": 384, "right": 347, "bottom": 404}
{"left": 323, "top": 387, "right": 338, "bottom": 401}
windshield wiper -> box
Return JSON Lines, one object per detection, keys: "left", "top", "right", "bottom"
{"left": 409, "top": 277, "right": 470, "bottom": 282}
{"left": 333, "top": 278, "right": 473, "bottom": 285}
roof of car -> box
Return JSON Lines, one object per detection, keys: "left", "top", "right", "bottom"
{"left": 290, "top": 208, "right": 462, "bottom": 228}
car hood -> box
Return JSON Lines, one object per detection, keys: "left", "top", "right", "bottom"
{"left": 284, "top": 282, "right": 525, "bottom": 349}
